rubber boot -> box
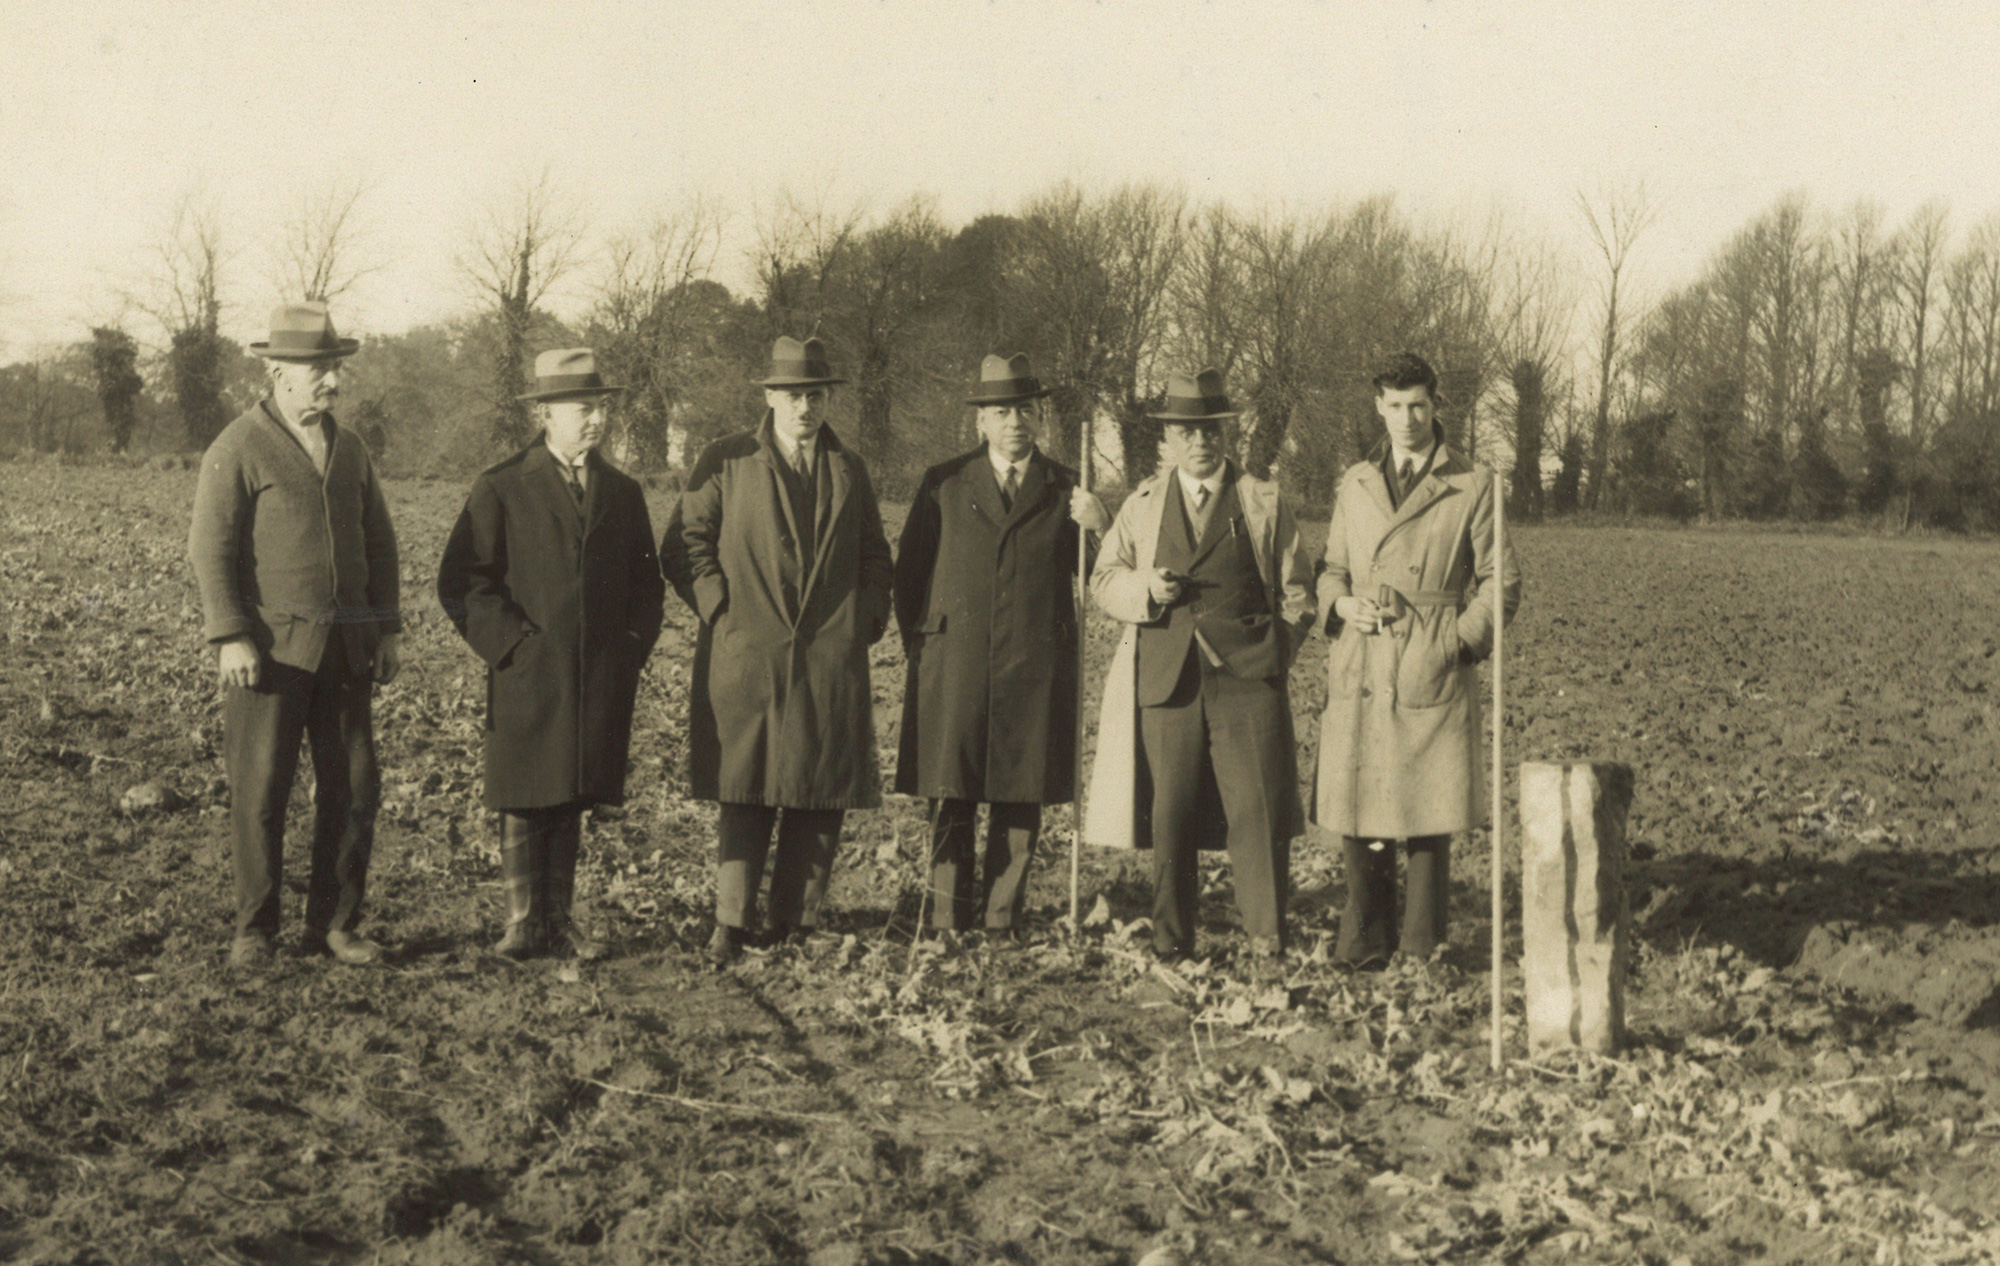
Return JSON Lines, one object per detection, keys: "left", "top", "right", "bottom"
{"left": 496, "top": 813, "right": 544, "bottom": 959}
{"left": 544, "top": 810, "right": 606, "bottom": 961}
{"left": 1335, "top": 836, "right": 1398, "bottom": 968}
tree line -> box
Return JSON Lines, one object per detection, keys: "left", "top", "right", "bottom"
{"left": 3, "top": 178, "right": 1997, "bottom": 529}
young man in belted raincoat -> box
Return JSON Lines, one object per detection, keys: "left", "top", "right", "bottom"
{"left": 1314, "top": 352, "right": 1522, "bottom": 968}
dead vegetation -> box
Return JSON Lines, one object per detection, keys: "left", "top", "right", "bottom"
{"left": 2, "top": 465, "right": 1998, "bottom": 1264}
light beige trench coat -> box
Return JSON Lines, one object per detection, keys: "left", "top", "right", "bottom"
{"left": 1312, "top": 444, "right": 1521, "bottom": 838}
{"left": 1082, "top": 464, "right": 1315, "bottom": 849}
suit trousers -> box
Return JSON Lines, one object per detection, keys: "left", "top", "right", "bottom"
{"left": 928, "top": 799, "right": 1040, "bottom": 931}
{"left": 1335, "top": 834, "right": 1451, "bottom": 963}
{"left": 224, "top": 634, "right": 377, "bottom": 941}
{"left": 714, "top": 804, "right": 844, "bottom": 933}
{"left": 1138, "top": 651, "right": 1291, "bottom": 952}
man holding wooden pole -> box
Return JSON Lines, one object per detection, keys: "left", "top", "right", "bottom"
{"left": 1313, "top": 352, "right": 1521, "bottom": 970}
{"left": 893, "top": 354, "right": 1109, "bottom": 946}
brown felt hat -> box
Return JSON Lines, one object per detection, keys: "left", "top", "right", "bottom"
{"left": 518, "top": 348, "right": 623, "bottom": 401}
{"left": 754, "top": 336, "right": 846, "bottom": 388}
{"left": 966, "top": 353, "right": 1052, "bottom": 406}
{"left": 249, "top": 302, "right": 360, "bottom": 361}
{"left": 1148, "top": 368, "right": 1238, "bottom": 423}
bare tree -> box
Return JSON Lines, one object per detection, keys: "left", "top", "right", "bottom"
{"left": 835, "top": 196, "right": 950, "bottom": 465}
{"left": 589, "top": 196, "right": 728, "bottom": 467}
{"left": 1892, "top": 201, "right": 1951, "bottom": 454}
{"left": 1576, "top": 182, "right": 1657, "bottom": 507}
{"left": 270, "top": 176, "right": 377, "bottom": 304}
{"left": 749, "top": 186, "right": 864, "bottom": 339}
{"left": 457, "top": 169, "right": 587, "bottom": 447}
{"left": 1487, "top": 231, "right": 1575, "bottom": 517}
{"left": 134, "top": 190, "right": 233, "bottom": 449}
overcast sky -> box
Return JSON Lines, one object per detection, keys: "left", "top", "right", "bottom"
{"left": 3, "top": 0, "right": 1996, "bottom": 357}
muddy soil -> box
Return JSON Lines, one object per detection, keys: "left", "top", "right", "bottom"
{"left": 3, "top": 464, "right": 1998, "bottom": 1264}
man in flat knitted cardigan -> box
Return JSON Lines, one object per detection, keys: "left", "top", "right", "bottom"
{"left": 188, "top": 303, "right": 402, "bottom": 969}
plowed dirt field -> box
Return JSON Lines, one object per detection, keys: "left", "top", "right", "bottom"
{"left": 3, "top": 462, "right": 1999, "bottom": 1265}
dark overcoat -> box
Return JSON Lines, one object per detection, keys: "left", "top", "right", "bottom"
{"left": 894, "top": 446, "right": 1084, "bottom": 804}
{"left": 437, "top": 441, "right": 665, "bottom": 811}
{"left": 661, "top": 417, "right": 893, "bottom": 809}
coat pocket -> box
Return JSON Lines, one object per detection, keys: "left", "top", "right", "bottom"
{"left": 1324, "top": 627, "right": 1365, "bottom": 699}
{"left": 1395, "top": 609, "right": 1464, "bottom": 709}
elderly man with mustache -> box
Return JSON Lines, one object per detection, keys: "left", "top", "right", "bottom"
{"left": 189, "top": 302, "right": 402, "bottom": 969}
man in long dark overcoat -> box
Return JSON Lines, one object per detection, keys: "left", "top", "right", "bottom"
{"left": 662, "top": 337, "right": 894, "bottom": 965}
{"left": 189, "top": 302, "right": 401, "bottom": 968}
{"left": 438, "top": 349, "right": 665, "bottom": 960}
{"left": 894, "top": 354, "right": 1110, "bottom": 941}
{"left": 1314, "top": 351, "right": 1521, "bottom": 968}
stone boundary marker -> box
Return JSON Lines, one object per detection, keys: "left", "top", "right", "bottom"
{"left": 1520, "top": 761, "right": 1636, "bottom": 1054}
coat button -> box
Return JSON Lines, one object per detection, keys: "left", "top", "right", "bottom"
{"left": 1359, "top": 687, "right": 1372, "bottom": 698}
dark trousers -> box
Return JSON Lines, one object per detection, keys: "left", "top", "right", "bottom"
{"left": 499, "top": 805, "right": 585, "bottom": 941}
{"left": 715, "top": 804, "right": 844, "bottom": 933}
{"left": 1336, "top": 834, "right": 1451, "bottom": 963}
{"left": 1138, "top": 653, "right": 1291, "bottom": 952}
{"left": 928, "top": 799, "right": 1040, "bottom": 931}
{"left": 224, "top": 636, "right": 377, "bottom": 941}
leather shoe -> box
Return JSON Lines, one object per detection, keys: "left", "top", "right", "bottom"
{"left": 229, "top": 935, "right": 273, "bottom": 968}
{"left": 984, "top": 927, "right": 1025, "bottom": 952}
{"left": 706, "top": 924, "right": 747, "bottom": 966}
{"left": 776, "top": 924, "right": 837, "bottom": 950}
{"left": 548, "top": 921, "right": 608, "bottom": 962}
{"left": 322, "top": 930, "right": 383, "bottom": 966}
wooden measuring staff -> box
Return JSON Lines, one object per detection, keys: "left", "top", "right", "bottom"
{"left": 1070, "top": 415, "right": 1091, "bottom": 936}
{"left": 1489, "top": 468, "right": 1506, "bottom": 1071}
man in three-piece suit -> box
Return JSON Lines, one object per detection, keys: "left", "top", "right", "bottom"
{"left": 188, "top": 302, "right": 401, "bottom": 968}
{"left": 1315, "top": 351, "right": 1521, "bottom": 968}
{"left": 1083, "top": 369, "right": 1314, "bottom": 967}
{"left": 438, "top": 349, "right": 665, "bottom": 960}
{"left": 893, "top": 354, "right": 1110, "bottom": 942}
{"left": 663, "top": 337, "right": 895, "bottom": 965}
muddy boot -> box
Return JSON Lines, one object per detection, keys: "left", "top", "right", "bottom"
{"left": 495, "top": 813, "right": 544, "bottom": 959}
{"left": 544, "top": 809, "right": 606, "bottom": 962}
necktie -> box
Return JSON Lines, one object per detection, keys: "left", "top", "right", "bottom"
{"left": 561, "top": 461, "right": 584, "bottom": 502}
{"left": 793, "top": 444, "right": 811, "bottom": 482}
{"left": 1001, "top": 466, "right": 1019, "bottom": 511}
{"left": 1398, "top": 459, "right": 1416, "bottom": 498}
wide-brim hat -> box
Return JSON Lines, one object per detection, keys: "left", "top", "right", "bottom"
{"left": 1148, "top": 368, "right": 1238, "bottom": 423}
{"left": 967, "top": 352, "right": 1052, "bottom": 405}
{"left": 755, "top": 336, "right": 846, "bottom": 388}
{"left": 518, "top": 348, "right": 624, "bottom": 401}
{"left": 249, "top": 301, "right": 360, "bottom": 361}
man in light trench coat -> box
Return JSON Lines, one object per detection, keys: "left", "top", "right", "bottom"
{"left": 1082, "top": 369, "right": 1314, "bottom": 967}
{"left": 893, "top": 354, "right": 1110, "bottom": 943}
{"left": 1315, "top": 351, "right": 1522, "bottom": 968}
{"left": 437, "top": 349, "right": 666, "bottom": 961}
{"left": 663, "top": 337, "right": 895, "bottom": 965}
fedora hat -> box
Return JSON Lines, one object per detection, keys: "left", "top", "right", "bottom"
{"left": 249, "top": 301, "right": 360, "bottom": 361}
{"left": 517, "top": 348, "right": 624, "bottom": 401}
{"left": 754, "top": 336, "right": 846, "bottom": 388}
{"left": 1148, "top": 368, "right": 1238, "bottom": 423}
{"left": 966, "top": 353, "right": 1052, "bottom": 406}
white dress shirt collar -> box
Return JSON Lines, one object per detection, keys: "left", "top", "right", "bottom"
{"left": 1389, "top": 440, "right": 1438, "bottom": 476}
{"left": 1176, "top": 465, "right": 1227, "bottom": 504}
{"left": 989, "top": 446, "right": 1033, "bottom": 482}
{"left": 771, "top": 425, "right": 816, "bottom": 468}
